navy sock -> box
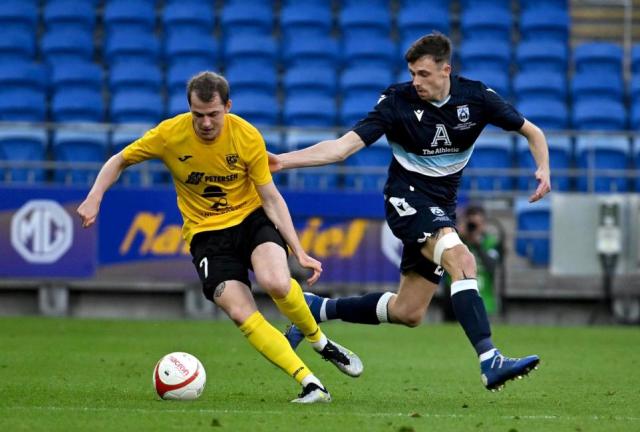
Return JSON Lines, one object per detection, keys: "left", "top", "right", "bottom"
{"left": 327, "top": 292, "right": 387, "bottom": 325}
{"left": 450, "top": 280, "right": 494, "bottom": 355}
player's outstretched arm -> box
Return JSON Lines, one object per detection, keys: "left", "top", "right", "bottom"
{"left": 271, "top": 131, "right": 366, "bottom": 173}
{"left": 518, "top": 119, "right": 551, "bottom": 203}
{"left": 256, "top": 181, "right": 323, "bottom": 286}
{"left": 77, "top": 152, "right": 128, "bottom": 228}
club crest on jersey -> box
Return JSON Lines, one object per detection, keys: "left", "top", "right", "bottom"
{"left": 225, "top": 154, "right": 239, "bottom": 169}
{"left": 457, "top": 105, "right": 470, "bottom": 122}
{"left": 429, "top": 206, "right": 445, "bottom": 217}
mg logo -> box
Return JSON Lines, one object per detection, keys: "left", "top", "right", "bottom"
{"left": 11, "top": 200, "right": 73, "bottom": 264}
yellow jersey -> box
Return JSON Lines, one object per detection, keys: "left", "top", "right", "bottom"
{"left": 122, "top": 113, "right": 272, "bottom": 245}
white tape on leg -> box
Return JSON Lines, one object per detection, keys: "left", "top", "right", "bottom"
{"left": 433, "top": 232, "right": 463, "bottom": 265}
{"left": 375, "top": 292, "right": 395, "bottom": 323}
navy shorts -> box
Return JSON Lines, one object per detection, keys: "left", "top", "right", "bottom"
{"left": 383, "top": 176, "right": 457, "bottom": 284}
{"left": 189, "top": 208, "right": 287, "bottom": 301}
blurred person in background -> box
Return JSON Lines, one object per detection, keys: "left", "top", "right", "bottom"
{"left": 443, "top": 204, "right": 503, "bottom": 321}
{"left": 270, "top": 33, "right": 550, "bottom": 391}
{"left": 77, "top": 71, "right": 362, "bottom": 404}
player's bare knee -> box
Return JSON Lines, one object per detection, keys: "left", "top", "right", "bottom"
{"left": 442, "top": 245, "right": 476, "bottom": 280}
{"left": 401, "top": 311, "right": 424, "bottom": 328}
{"left": 256, "top": 271, "right": 291, "bottom": 298}
{"left": 223, "top": 302, "right": 254, "bottom": 325}
{"left": 391, "top": 304, "right": 426, "bottom": 328}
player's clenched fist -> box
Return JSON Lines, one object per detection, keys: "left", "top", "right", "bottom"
{"left": 76, "top": 196, "right": 100, "bottom": 228}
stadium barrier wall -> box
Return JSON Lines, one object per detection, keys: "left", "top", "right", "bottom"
{"left": 0, "top": 184, "right": 407, "bottom": 317}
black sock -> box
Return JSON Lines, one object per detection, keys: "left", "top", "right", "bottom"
{"left": 450, "top": 279, "right": 494, "bottom": 355}
{"left": 329, "top": 292, "right": 389, "bottom": 324}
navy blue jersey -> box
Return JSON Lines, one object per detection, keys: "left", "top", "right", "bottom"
{"left": 351, "top": 75, "right": 524, "bottom": 206}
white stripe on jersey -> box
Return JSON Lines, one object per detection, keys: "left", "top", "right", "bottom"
{"left": 389, "top": 141, "right": 475, "bottom": 177}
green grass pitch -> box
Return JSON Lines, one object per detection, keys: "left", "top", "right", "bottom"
{"left": 0, "top": 317, "right": 638, "bottom": 432}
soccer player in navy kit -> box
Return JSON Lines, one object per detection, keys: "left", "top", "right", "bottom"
{"left": 270, "top": 33, "right": 550, "bottom": 391}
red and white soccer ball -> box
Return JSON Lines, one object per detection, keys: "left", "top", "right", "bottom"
{"left": 153, "top": 352, "right": 206, "bottom": 400}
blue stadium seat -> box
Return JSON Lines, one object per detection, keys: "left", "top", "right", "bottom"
{"left": 51, "top": 89, "right": 104, "bottom": 122}
{"left": 632, "top": 99, "right": 640, "bottom": 131}
{"left": 112, "top": 125, "right": 168, "bottom": 185}
{"left": 461, "top": 132, "right": 513, "bottom": 191}
{"left": 225, "top": 64, "right": 277, "bottom": 96}
{"left": 514, "top": 197, "right": 551, "bottom": 266}
{"left": 459, "top": 39, "right": 510, "bottom": 71}
{"left": 103, "top": 0, "right": 156, "bottom": 34}
{"left": 51, "top": 61, "right": 102, "bottom": 93}
{"left": 575, "top": 135, "right": 630, "bottom": 192}
{"left": 280, "top": 4, "right": 332, "bottom": 41}
{"left": 0, "top": 127, "right": 47, "bottom": 183}
{"left": 345, "top": 0, "right": 391, "bottom": 6}
{"left": 52, "top": 130, "right": 109, "bottom": 185}
{"left": 261, "top": 127, "right": 283, "bottom": 152}
{"left": 635, "top": 138, "right": 640, "bottom": 192}
{"left": 519, "top": 7, "right": 569, "bottom": 43}
{"left": 282, "top": 31, "right": 339, "bottom": 69}
{"left": 230, "top": 92, "right": 279, "bottom": 126}
{"left": 459, "top": 0, "right": 510, "bottom": 8}
{"left": 344, "top": 137, "right": 391, "bottom": 191}
{"left": 285, "top": 130, "right": 340, "bottom": 190}
{"left": 110, "top": 90, "right": 164, "bottom": 124}
{"left": 164, "top": 29, "right": 219, "bottom": 69}
{"left": 341, "top": 93, "right": 378, "bottom": 127}
{"left": 513, "top": 70, "right": 566, "bottom": 103}
{"left": 0, "top": 62, "right": 47, "bottom": 95}
{"left": 224, "top": 34, "right": 277, "bottom": 70}
{"left": 516, "top": 40, "right": 568, "bottom": 73}
{"left": 517, "top": 99, "right": 569, "bottom": 130}
{"left": 168, "top": 92, "right": 189, "bottom": 118}
{"left": 220, "top": 2, "right": 273, "bottom": 37}
{"left": 631, "top": 74, "right": 640, "bottom": 102}
{"left": 41, "top": 28, "right": 94, "bottom": 67}
{"left": 574, "top": 42, "right": 624, "bottom": 75}
{"left": 632, "top": 44, "right": 640, "bottom": 74}
{"left": 0, "top": 89, "right": 46, "bottom": 122}
{"left": 43, "top": 0, "right": 96, "bottom": 33}
{"left": 104, "top": 30, "right": 160, "bottom": 66}
{"left": 283, "top": 65, "right": 337, "bottom": 97}
{"left": 399, "top": 0, "right": 449, "bottom": 6}
{"left": 342, "top": 34, "right": 397, "bottom": 69}
{"left": 109, "top": 60, "right": 162, "bottom": 93}
{"left": 167, "top": 59, "right": 213, "bottom": 94}
{"left": 340, "top": 66, "right": 393, "bottom": 99}
{"left": 520, "top": 0, "right": 568, "bottom": 11}
{"left": 571, "top": 71, "right": 624, "bottom": 104}
{"left": 162, "top": 2, "right": 215, "bottom": 36}
{"left": 283, "top": 93, "right": 336, "bottom": 127}
{"left": 260, "top": 128, "right": 286, "bottom": 186}
{"left": 460, "top": 6, "right": 511, "bottom": 40}
{"left": 516, "top": 135, "right": 572, "bottom": 191}
{"left": 397, "top": 3, "right": 450, "bottom": 40}
{"left": 461, "top": 68, "right": 510, "bottom": 98}
{"left": 339, "top": 4, "right": 392, "bottom": 39}
{"left": 573, "top": 100, "right": 626, "bottom": 131}
{"left": 0, "top": 28, "right": 36, "bottom": 62}
{"left": 0, "top": 1, "right": 38, "bottom": 33}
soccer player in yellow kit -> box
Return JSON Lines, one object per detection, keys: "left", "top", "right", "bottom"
{"left": 77, "top": 71, "right": 363, "bottom": 403}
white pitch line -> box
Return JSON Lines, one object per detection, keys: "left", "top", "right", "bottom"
{"left": 2, "top": 406, "right": 639, "bottom": 422}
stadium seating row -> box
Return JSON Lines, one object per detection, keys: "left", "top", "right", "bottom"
{"left": 1, "top": 128, "right": 639, "bottom": 194}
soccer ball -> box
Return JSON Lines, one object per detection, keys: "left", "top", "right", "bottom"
{"left": 153, "top": 352, "right": 206, "bottom": 400}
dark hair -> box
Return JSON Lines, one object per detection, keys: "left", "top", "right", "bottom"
{"left": 404, "top": 32, "right": 452, "bottom": 64}
{"left": 187, "top": 71, "right": 230, "bottom": 106}
{"left": 464, "top": 204, "right": 486, "bottom": 218}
